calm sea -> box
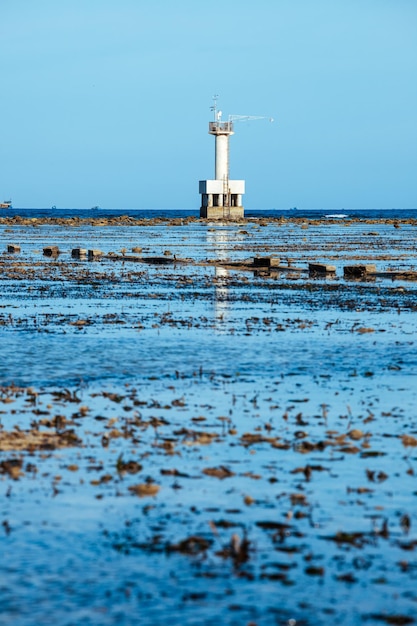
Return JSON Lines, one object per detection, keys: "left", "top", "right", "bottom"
{"left": 2, "top": 207, "right": 417, "bottom": 625}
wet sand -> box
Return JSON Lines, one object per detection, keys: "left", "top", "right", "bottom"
{"left": 1, "top": 217, "right": 417, "bottom": 625}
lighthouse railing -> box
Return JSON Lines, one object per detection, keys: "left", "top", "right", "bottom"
{"left": 209, "top": 121, "right": 234, "bottom": 133}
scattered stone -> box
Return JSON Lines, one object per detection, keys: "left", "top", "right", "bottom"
{"left": 88, "top": 249, "right": 103, "bottom": 260}
{"left": 309, "top": 263, "right": 336, "bottom": 276}
{"left": 344, "top": 264, "right": 376, "bottom": 278}
{"left": 128, "top": 483, "right": 160, "bottom": 497}
{"left": 0, "top": 457, "right": 23, "bottom": 479}
{"left": 43, "top": 246, "right": 60, "bottom": 257}
{"left": 0, "top": 429, "right": 81, "bottom": 451}
{"left": 253, "top": 256, "right": 280, "bottom": 267}
{"left": 71, "top": 248, "right": 87, "bottom": 259}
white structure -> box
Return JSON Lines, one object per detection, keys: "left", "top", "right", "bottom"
{"left": 199, "top": 98, "right": 245, "bottom": 219}
{"left": 199, "top": 98, "right": 272, "bottom": 219}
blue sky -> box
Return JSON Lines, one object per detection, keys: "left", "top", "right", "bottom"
{"left": 1, "top": 0, "right": 416, "bottom": 209}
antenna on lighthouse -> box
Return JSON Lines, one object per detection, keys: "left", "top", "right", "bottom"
{"left": 210, "top": 94, "right": 219, "bottom": 121}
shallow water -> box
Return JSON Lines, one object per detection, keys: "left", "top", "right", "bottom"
{"left": 1, "top": 217, "right": 417, "bottom": 625}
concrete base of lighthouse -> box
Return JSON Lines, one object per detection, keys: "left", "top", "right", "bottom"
{"left": 199, "top": 179, "right": 245, "bottom": 220}
{"left": 200, "top": 205, "right": 244, "bottom": 219}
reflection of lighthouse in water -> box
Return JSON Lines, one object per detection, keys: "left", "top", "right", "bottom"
{"left": 206, "top": 228, "right": 231, "bottom": 324}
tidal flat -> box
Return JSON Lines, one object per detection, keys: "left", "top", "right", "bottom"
{"left": 1, "top": 215, "right": 417, "bottom": 626}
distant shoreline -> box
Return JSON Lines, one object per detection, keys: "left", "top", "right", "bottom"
{"left": 1, "top": 214, "right": 417, "bottom": 227}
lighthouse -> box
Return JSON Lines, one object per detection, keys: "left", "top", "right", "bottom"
{"left": 199, "top": 97, "right": 245, "bottom": 220}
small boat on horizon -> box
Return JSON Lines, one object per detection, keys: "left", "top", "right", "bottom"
{"left": 0, "top": 199, "right": 12, "bottom": 209}
{"left": 90, "top": 206, "right": 100, "bottom": 211}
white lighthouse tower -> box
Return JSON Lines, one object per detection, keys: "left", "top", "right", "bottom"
{"left": 199, "top": 97, "right": 245, "bottom": 220}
